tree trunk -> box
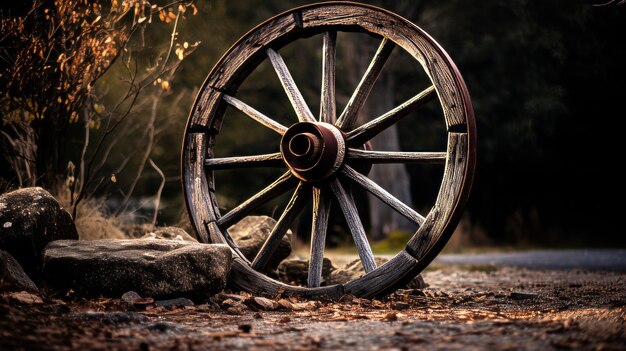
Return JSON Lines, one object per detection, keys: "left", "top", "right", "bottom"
{"left": 346, "top": 37, "right": 415, "bottom": 241}
{"left": 361, "top": 72, "right": 414, "bottom": 240}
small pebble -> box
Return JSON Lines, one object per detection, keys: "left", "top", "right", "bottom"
{"left": 510, "top": 292, "right": 540, "bottom": 300}
{"left": 155, "top": 297, "right": 194, "bottom": 308}
{"left": 238, "top": 324, "right": 252, "bottom": 333}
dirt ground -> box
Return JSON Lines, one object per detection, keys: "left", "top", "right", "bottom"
{"left": 1, "top": 266, "right": 624, "bottom": 351}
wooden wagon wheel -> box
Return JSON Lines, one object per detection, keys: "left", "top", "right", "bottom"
{"left": 182, "top": 2, "right": 476, "bottom": 299}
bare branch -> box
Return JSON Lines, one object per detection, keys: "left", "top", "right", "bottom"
{"left": 149, "top": 158, "right": 166, "bottom": 226}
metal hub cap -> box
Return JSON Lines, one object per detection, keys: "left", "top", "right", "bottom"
{"left": 280, "top": 122, "right": 346, "bottom": 181}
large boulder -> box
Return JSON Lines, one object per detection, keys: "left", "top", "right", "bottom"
{"left": 0, "top": 187, "right": 78, "bottom": 280}
{"left": 0, "top": 249, "right": 38, "bottom": 292}
{"left": 228, "top": 216, "right": 291, "bottom": 271}
{"left": 42, "top": 239, "right": 231, "bottom": 299}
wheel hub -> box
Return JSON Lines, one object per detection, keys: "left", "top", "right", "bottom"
{"left": 280, "top": 122, "right": 346, "bottom": 181}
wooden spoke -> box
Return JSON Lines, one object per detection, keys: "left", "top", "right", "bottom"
{"left": 251, "top": 182, "right": 308, "bottom": 271}
{"left": 320, "top": 31, "right": 337, "bottom": 123}
{"left": 217, "top": 171, "right": 296, "bottom": 229}
{"left": 205, "top": 153, "right": 284, "bottom": 170}
{"left": 336, "top": 38, "right": 395, "bottom": 131}
{"left": 267, "top": 48, "right": 316, "bottom": 123}
{"left": 329, "top": 178, "right": 377, "bottom": 273}
{"left": 223, "top": 95, "right": 288, "bottom": 135}
{"left": 308, "top": 186, "right": 331, "bottom": 287}
{"left": 341, "top": 165, "right": 425, "bottom": 226}
{"left": 346, "top": 86, "right": 436, "bottom": 145}
{"left": 346, "top": 148, "right": 446, "bottom": 164}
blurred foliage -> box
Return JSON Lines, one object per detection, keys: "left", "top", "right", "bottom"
{"left": 0, "top": 0, "right": 198, "bottom": 219}
{"left": 371, "top": 230, "right": 412, "bottom": 254}
{"left": 1, "top": 0, "right": 130, "bottom": 188}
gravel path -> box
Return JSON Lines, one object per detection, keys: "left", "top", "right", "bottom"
{"left": 2, "top": 265, "right": 625, "bottom": 350}
{"left": 435, "top": 249, "right": 626, "bottom": 271}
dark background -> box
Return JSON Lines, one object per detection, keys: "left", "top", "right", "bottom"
{"left": 3, "top": 0, "right": 625, "bottom": 247}
{"left": 168, "top": 0, "right": 626, "bottom": 247}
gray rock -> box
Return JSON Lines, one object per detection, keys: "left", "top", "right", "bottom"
{"left": 221, "top": 298, "right": 244, "bottom": 309}
{"left": 42, "top": 239, "right": 231, "bottom": 299}
{"left": 145, "top": 321, "right": 188, "bottom": 333}
{"left": 278, "top": 257, "right": 335, "bottom": 285}
{"left": 510, "top": 292, "right": 540, "bottom": 300}
{"left": 327, "top": 257, "right": 427, "bottom": 288}
{"left": 406, "top": 274, "right": 428, "bottom": 289}
{"left": 228, "top": 216, "right": 292, "bottom": 271}
{"left": 248, "top": 296, "right": 278, "bottom": 311}
{"left": 0, "top": 249, "right": 38, "bottom": 292}
{"left": 121, "top": 291, "right": 142, "bottom": 304}
{"left": 0, "top": 187, "right": 78, "bottom": 280}
{"left": 154, "top": 297, "right": 194, "bottom": 308}
{"left": 327, "top": 257, "right": 390, "bottom": 285}
{"left": 392, "top": 301, "right": 410, "bottom": 310}
{"left": 121, "top": 290, "right": 154, "bottom": 309}
{"left": 141, "top": 227, "right": 197, "bottom": 242}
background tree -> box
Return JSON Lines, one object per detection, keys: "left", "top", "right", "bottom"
{"left": 1, "top": 0, "right": 198, "bottom": 224}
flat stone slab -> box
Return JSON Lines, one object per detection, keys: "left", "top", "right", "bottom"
{"left": 43, "top": 239, "right": 232, "bottom": 299}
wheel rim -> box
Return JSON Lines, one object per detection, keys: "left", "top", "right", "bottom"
{"left": 182, "top": 2, "right": 476, "bottom": 298}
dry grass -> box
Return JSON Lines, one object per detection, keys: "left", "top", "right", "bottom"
{"left": 53, "top": 186, "right": 128, "bottom": 241}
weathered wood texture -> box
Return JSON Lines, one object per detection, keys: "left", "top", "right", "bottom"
{"left": 229, "top": 257, "right": 344, "bottom": 299}
{"left": 204, "top": 153, "right": 284, "bottom": 170}
{"left": 183, "top": 133, "right": 212, "bottom": 244}
{"left": 329, "top": 178, "right": 377, "bottom": 273}
{"left": 251, "top": 182, "right": 308, "bottom": 271}
{"left": 206, "top": 220, "right": 249, "bottom": 265}
{"left": 341, "top": 165, "right": 425, "bottom": 225}
{"left": 223, "top": 95, "right": 288, "bottom": 135}
{"left": 406, "top": 133, "right": 471, "bottom": 262}
{"left": 336, "top": 38, "right": 395, "bottom": 131}
{"left": 346, "top": 148, "right": 446, "bottom": 164}
{"left": 346, "top": 86, "right": 436, "bottom": 145}
{"left": 206, "top": 15, "right": 297, "bottom": 92}
{"left": 189, "top": 89, "right": 223, "bottom": 131}
{"left": 188, "top": 3, "right": 470, "bottom": 130}
{"left": 320, "top": 31, "right": 337, "bottom": 123}
{"left": 344, "top": 250, "right": 418, "bottom": 298}
{"left": 182, "top": 2, "right": 476, "bottom": 299}
{"left": 308, "top": 187, "right": 331, "bottom": 287}
{"left": 216, "top": 172, "right": 296, "bottom": 229}
{"left": 300, "top": 4, "right": 470, "bottom": 129}
{"left": 267, "top": 48, "right": 316, "bottom": 123}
